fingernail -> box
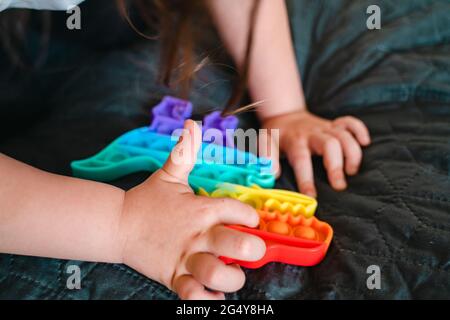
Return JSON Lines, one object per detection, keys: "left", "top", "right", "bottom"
{"left": 304, "top": 188, "right": 317, "bottom": 198}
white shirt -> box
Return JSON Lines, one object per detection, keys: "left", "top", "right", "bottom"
{"left": 0, "top": 0, "right": 85, "bottom": 11}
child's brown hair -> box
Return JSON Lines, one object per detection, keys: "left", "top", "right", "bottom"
{"left": 0, "top": 0, "right": 260, "bottom": 114}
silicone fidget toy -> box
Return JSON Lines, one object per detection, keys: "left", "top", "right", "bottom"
{"left": 203, "top": 111, "right": 238, "bottom": 147}
{"left": 200, "top": 184, "right": 333, "bottom": 268}
{"left": 199, "top": 183, "right": 317, "bottom": 218}
{"left": 71, "top": 128, "right": 275, "bottom": 192}
{"left": 72, "top": 96, "right": 334, "bottom": 268}
{"left": 224, "top": 212, "right": 333, "bottom": 268}
{"left": 148, "top": 96, "right": 239, "bottom": 147}
{"left": 148, "top": 96, "right": 193, "bottom": 135}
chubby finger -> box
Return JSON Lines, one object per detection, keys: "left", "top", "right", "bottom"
{"left": 286, "top": 138, "right": 316, "bottom": 197}
{"left": 334, "top": 116, "right": 371, "bottom": 146}
{"left": 330, "top": 129, "right": 363, "bottom": 176}
{"left": 174, "top": 274, "right": 225, "bottom": 300}
{"left": 310, "top": 133, "right": 347, "bottom": 191}
{"left": 207, "top": 225, "right": 266, "bottom": 262}
{"left": 186, "top": 253, "right": 245, "bottom": 292}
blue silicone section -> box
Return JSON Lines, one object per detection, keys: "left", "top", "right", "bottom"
{"left": 71, "top": 127, "right": 275, "bottom": 192}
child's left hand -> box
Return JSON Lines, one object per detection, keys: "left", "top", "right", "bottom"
{"left": 261, "top": 110, "right": 371, "bottom": 197}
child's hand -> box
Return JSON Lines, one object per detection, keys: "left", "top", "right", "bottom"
{"left": 261, "top": 111, "right": 371, "bottom": 197}
{"left": 118, "top": 120, "right": 266, "bottom": 300}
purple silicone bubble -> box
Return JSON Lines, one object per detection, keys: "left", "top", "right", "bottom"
{"left": 203, "top": 111, "right": 238, "bottom": 147}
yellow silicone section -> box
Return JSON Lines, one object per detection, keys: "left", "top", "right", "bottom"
{"left": 200, "top": 183, "right": 317, "bottom": 218}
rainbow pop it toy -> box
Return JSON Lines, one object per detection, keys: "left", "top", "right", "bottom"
{"left": 199, "top": 183, "right": 317, "bottom": 218}
{"left": 200, "top": 184, "right": 332, "bottom": 268}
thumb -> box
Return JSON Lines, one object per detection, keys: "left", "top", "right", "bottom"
{"left": 161, "top": 119, "right": 202, "bottom": 184}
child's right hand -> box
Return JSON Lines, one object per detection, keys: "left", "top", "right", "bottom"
{"left": 118, "top": 120, "right": 266, "bottom": 300}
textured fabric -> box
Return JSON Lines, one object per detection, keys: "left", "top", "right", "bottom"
{"left": 0, "top": 0, "right": 449, "bottom": 299}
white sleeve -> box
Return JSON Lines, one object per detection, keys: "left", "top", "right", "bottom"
{"left": 0, "top": 0, "right": 85, "bottom": 11}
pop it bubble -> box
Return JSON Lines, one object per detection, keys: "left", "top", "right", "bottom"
{"left": 71, "top": 95, "right": 333, "bottom": 268}
{"left": 148, "top": 96, "right": 238, "bottom": 147}
{"left": 203, "top": 111, "right": 238, "bottom": 147}
{"left": 148, "top": 96, "right": 193, "bottom": 135}
{"left": 199, "top": 183, "right": 317, "bottom": 217}
{"left": 200, "top": 184, "right": 333, "bottom": 268}
{"left": 71, "top": 128, "right": 275, "bottom": 192}
{"left": 224, "top": 211, "right": 333, "bottom": 268}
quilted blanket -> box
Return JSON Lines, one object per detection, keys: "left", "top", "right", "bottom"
{"left": 0, "top": 0, "right": 449, "bottom": 299}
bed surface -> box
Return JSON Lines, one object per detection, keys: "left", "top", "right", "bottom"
{"left": 0, "top": 0, "right": 449, "bottom": 299}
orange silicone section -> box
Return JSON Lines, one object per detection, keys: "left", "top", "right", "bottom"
{"left": 221, "top": 209, "right": 333, "bottom": 268}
